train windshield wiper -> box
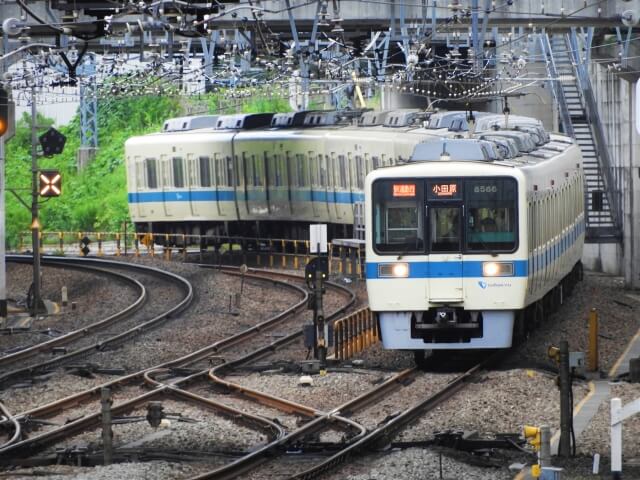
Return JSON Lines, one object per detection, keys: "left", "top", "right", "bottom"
{"left": 397, "top": 237, "right": 420, "bottom": 260}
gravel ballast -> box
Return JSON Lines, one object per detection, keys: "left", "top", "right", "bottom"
{"left": 2, "top": 259, "right": 639, "bottom": 480}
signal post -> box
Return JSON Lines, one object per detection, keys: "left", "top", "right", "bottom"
{"left": 305, "top": 225, "right": 329, "bottom": 374}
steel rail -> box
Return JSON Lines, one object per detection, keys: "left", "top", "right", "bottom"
{"left": 0, "top": 267, "right": 352, "bottom": 462}
{"left": 0, "top": 401, "right": 20, "bottom": 452}
{"left": 1, "top": 257, "right": 147, "bottom": 369}
{"left": 289, "top": 351, "right": 509, "bottom": 479}
{"left": 0, "top": 255, "right": 194, "bottom": 387}
{"left": 189, "top": 369, "right": 418, "bottom": 480}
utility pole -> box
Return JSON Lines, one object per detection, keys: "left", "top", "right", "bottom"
{"left": 30, "top": 84, "right": 42, "bottom": 316}
{"left": 0, "top": 136, "right": 6, "bottom": 321}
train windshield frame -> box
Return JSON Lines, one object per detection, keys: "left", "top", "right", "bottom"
{"left": 372, "top": 177, "right": 518, "bottom": 255}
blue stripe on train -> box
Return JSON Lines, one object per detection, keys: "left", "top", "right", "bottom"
{"left": 367, "top": 220, "right": 585, "bottom": 280}
{"left": 128, "top": 190, "right": 365, "bottom": 204}
{"left": 365, "top": 260, "right": 529, "bottom": 279}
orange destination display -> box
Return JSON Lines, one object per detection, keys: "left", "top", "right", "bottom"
{"left": 392, "top": 183, "right": 416, "bottom": 197}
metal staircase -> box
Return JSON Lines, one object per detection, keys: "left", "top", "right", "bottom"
{"left": 542, "top": 33, "right": 622, "bottom": 242}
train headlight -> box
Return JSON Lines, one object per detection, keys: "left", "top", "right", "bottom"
{"left": 482, "top": 261, "right": 514, "bottom": 277}
{"left": 378, "top": 263, "right": 409, "bottom": 278}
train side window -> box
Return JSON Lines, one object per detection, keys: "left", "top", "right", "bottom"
{"left": 172, "top": 157, "right": 184, "bottom": 188}
{"left": 199, "top": 156, "right": 211, "bottom": 187}
{"left": 320, "top": 155, "right": 327, "bottom": 186}
{"left": 372, "top": 156, "right": 380, "bottom": 170}
{"left": 309, "top": 152, "right": 318, "bottom": 186}
{"left": 235, "top": 155, "right": 243, "bottom": 187}
{"left": 355, "top": 155, "right": 364, "bottom": 189}
{"left": 145, "top": 158, "right": 158, "bottom": 189}
{"left": 135, "top": 158, "right": 144, "bottom": 189}
{"left": 275, "top": 154, "right": 282, "bottom": 186}
{"left": 287, "top": 152, "right": 297, "bottom": 187}
{"left": 243, "top": 153, "right": 253, "bottom": 186}
{"left": 226, "top": 156, "right": 234, "bottom": 187}
{"left": 214, "top": 154, "right": 224, "bottom": 187}
{"left": 336, "top": 155, "right": 347, "bottom": 189}
{"left": 253, "top": 155, "right": 263, "bottom": 187}
{"left": 296, "top": 154, "right": 307, "bottom": 186}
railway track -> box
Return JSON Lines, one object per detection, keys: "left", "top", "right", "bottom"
{"left": 1, "top": 255, "right": 194, "bottom": 388}
{"left": 0, "top": 265, "right": 355, "bottom": 466}
{"left": 180, "top": 350, "right": 507, "bottom": 480}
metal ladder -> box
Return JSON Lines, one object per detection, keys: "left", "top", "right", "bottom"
{"left": 543, "top": 33, "right": 622, "bottom": 242}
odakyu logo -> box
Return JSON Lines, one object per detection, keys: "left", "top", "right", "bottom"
{"left": 478, "top": 280, "right": 487, "bottom": 289}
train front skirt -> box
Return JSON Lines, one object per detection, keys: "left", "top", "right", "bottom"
{"left": 378, "top": 311, "right": 514, "bottom": 349}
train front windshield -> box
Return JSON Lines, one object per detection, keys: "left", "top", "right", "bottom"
{"left": 372, "top": 177, "right": 517, "bottom": 254}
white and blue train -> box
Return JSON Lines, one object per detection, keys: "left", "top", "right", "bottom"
{"left": 364, "top": 131, "right": 585, "bottom": 362}
{"left": 125, "top": 110, "right": 433, "bottom": 241}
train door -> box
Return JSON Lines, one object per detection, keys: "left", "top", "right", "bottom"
{"left": 286, "top": 151, "right": 296, "bottom": 216}
{"left": 212, "top": 153, "right": 227, "bottom": 217}
{"left": 426, "top": 180, "right": 464, "bottom": 302}
{"left": 186, "top": 153, "right": 202, "bottom": 216}
{"left": 160, "top": 155, "right": 173, "bottom": 217}
{"left": 308, "top": 152, "right": 320, "bottom": 218}
{"left": 130, "top": 156, "right": 146, "bottom": 218}
{"left": 294, "top": 153, "right": 312, "bottom": 220}
{"left": 243, "top": 148, "right": 268, "bottom": 219}
{"left": 232, "top": 151, "right": 246, "bottom": 220}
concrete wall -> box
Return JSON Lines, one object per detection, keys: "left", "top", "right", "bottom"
{"left": 589, "top": 62, "right": 640, "bottom": 284}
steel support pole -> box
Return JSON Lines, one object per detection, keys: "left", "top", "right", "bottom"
{"left": 558, "top": 340, "right": 572, "bottom": 457}
{"left": 30, "top": 85, "right": 42, "bottom": 316}
{"left": 0, "top": 137, "right": 6, "bottom": 320}
{"left": 101, "top": 387, "right": 113, "bottom": 465}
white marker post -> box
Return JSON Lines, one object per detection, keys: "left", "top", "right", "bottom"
{"left": 636, "top": 80, "right": 640, "bottom": 136}
{"left": 309, "top": 224, "right": 328, "bottom": 254}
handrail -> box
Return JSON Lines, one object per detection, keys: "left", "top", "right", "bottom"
{"left": 566, "top": 30, "right": 622, "bottom": 232}
{"left": 541, "top": 33, "right": 574, "bottom": 138}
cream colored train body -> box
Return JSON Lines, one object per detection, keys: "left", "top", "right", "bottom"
{"left": 365, "top": 131, "right": 585, "bottom": 356}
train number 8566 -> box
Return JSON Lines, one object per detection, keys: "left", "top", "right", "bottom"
{"left": 474, "top": 185, "right": 498, "bottom": 193}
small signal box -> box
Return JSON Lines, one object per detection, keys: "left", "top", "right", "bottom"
{"left": 524, "top": 425, "right": 541, "bottom": 451}
{"left": 0, "top": 87, "right": 9, "bottom": 137}
{"left": 39, "top": 170, "right": 62, "bottom": 197}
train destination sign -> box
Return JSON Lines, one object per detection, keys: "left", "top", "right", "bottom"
{"left": 392, "top": 183, "right": 416, "bottom": 197}
{"left": 428, "top": 181, "right": 461, "bottom": 200}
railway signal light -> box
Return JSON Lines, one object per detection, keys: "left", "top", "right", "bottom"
{"left": 38, "top": 127, "right": 66, "bottom": 156}
{"left": 523, "top": 425, "right": 541, "bottom": 451}
{"left": 0, "top": 87, "right": 8, "bottom": 137}
{"left": 39, "top": 170, "right": 62, "bottom": 197}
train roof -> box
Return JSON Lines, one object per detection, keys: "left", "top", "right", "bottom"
{"left": 162, "top": 115, "right": 219, "bottom": 132}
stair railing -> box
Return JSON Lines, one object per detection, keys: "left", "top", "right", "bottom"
{"left": 567, "top": 30, "right": 623, "bottom": 233}
{"left": 540, "top": 33, "right": 575, "bottom": 138}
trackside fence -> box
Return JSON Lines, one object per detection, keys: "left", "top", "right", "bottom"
{"left": 333, "top": 307, "right": 378, "bottom": 360}
{"left": 17, "top": 231, "right": 365, "bottom": 279}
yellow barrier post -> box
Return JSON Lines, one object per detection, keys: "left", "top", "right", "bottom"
{"left": 281, "top": 240, "right": 286, "bottom": 268}
{"left": 588, "top": 308, "right": 599, "bottom": 372}
{"left": 149, "top": 234, "right": 154, "bottom": 257}
{"left": 356, "top": 247, "right": 362, "bottom": 279}
{"left": 164, "top": 234, "right": 171, "bottom": 260}
{"left": 134, "top": 234, "right": 140, "bottom": 257}
{"left": 182, "top": 234, "right": 187, "bottom": 261}
{"left": 293, "top": 241, "right": 299, "bottom": 270}
{"left": 269, "top": 240, "right": 274, "bottom": 268}
{"left": 59, "top": 232, "right": 64, "bottom": 254}
{"left": 305, "top": 240, "right": 310, "bottom": 266}
{"left": 97, "top": 232, "right": 103, "bottom": 256}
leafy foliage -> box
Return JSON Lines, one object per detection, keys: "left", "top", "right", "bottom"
{"left": 4, "top": 91, "right": 291, "bottom": 249}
